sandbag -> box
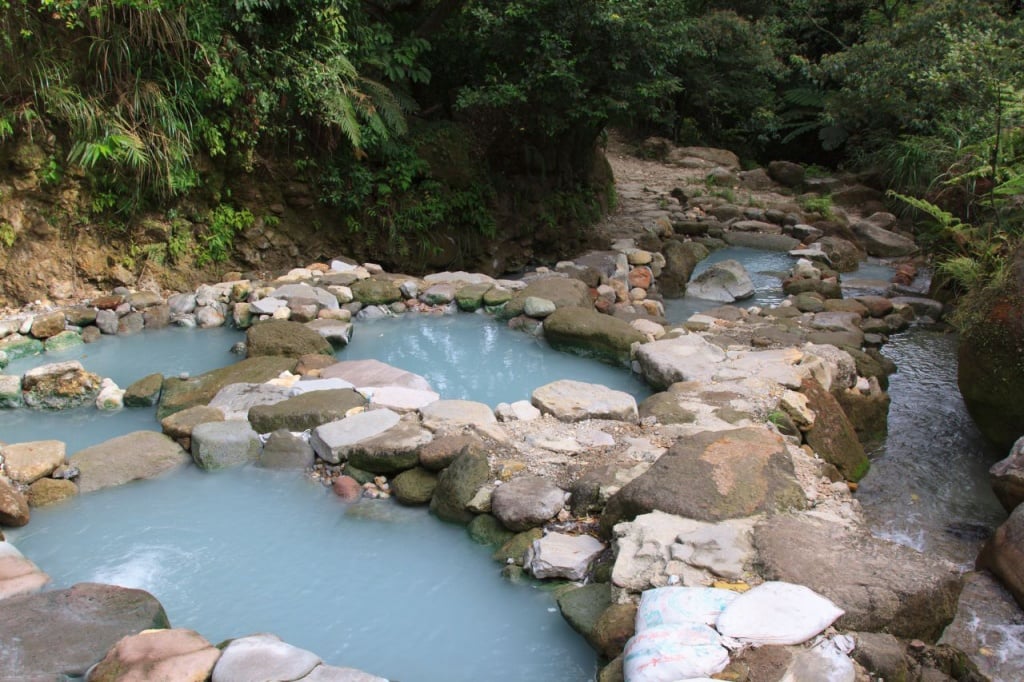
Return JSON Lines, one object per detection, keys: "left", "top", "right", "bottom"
{"left": 622, "top": 623, "right": 729, "bottom": 682}
{"left": 716, "top": 581, "right": 844, "bottom": 646}
{"left": 635, "top": 586, "right": 739, "bottom": 630}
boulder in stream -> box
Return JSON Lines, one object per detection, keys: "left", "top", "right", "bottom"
{"left": 22, "top": 360, "right": 102, "bottom": 409}
{"left": 491, "top": 475, "right": 567, "bottom": 531}
{"left": 0, "top": 439, "right": 66, "bottom": 484}
{"left": 191, "top": 420, "right": 262, "bottom": 470}
{"left": 74, "top": 430, "right": 191, "bottom": 493}
{"left": 0, "top": 582, "right": 170, "bottom": 678}
{"left": 246, "top": 319, "right": 334, "bottom": 359}
{"left": 156, "top": 355, "right": 297, "bottom": 420}
{"left": 976, "top": 502, "right": 1024, "bottom": 610}
{"left": 687, "top": 259, "right": 755, "bottom": 302}
{"left": 541, "top": 307, "right": 646, "bottom": 366}
{"left": 990, "top": 436, "right": 1024, "bottom": 512}
{"left": 88, "top": 628, "right": 221, "bottom": 682}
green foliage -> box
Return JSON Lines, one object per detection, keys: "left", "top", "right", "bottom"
{"left": 0, "top": 221, "right": 15, "bottom": 248}
{"left": 197, "top": 205, "right": 253, "bottom": 266}
{"left": 799, "top": 194, "right": 833, "bottom": 218}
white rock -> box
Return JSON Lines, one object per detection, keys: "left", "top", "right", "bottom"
{"left": 531, "top": 380, "right": 638, "bottom": 423}
{"left": 525, "top": 532, "right": 606, "bottom": 580}
{"left": 495, "top": 400, "right": 542, "bottom": 422}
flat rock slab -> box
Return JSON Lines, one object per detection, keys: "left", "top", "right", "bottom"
{"left": 245, "top": 320, "right": 333, "bottom": 359}
{"left": 634, "top": 334, "right": 728, "bottom": 390}
{"left": 208, "top": 382, "right": 295, "bottom": 421}
{"left": 191, "top": 421, "right": 262, "bottom": 470}
{"left": 602, "top": 427, "right": 805, "bottom": 531}
{"left": 492, "top": 475, "right": 568, "bottom": 531}
{"left": 419, "top": 399, "right": 496, "bottom": 431}
{"left": 346, "top": 420, "right": 433, "bottom": 474}
{"left": 541, "top": 306, "right": 646, "bottom": 365}
{"left": 73, "top": 430, "right": 190, "bottom": 494}
{"left": 290, "top": 377, "right": 356, "bottom": 393}
{"left": 88, "top": 628, "right": 221, "bottom": 682}
{"left": 248, "top": 388, "right": 367, "bottom": 433}
{"left": 212, "top": 633, "right": 320, "bottom": 682}
{"left": 754, "top": 512, "right": 963, "bottom": 640}
{"left": 306, "top": 319, "right": 353, "bottom": 347}
{"left": 269, "top": 283, "right": 340, "bottom": 310}
{"left": 363, "top": 386, "right": 440, "bottom": 413}
{"left": 0, "top": 582, "right": 170, "bottom": 678}
{"left": 531, "top": 380, "right": 638, "bottom": 423}
{"left": 526, "top": 532, "right": 606, "bottom": 580}
{"left": 301, "top": 664, "right": 390, "bottom": 681}
{"left": 321, "top": 359, "right": 432, "bottom": 392}
{"left": 1, "top": 439, "right": 65, "bottom": 484}
{"left": 157, "top": 356, "right": 297, "bottom": 420}
{"left": 310, "top": 409, "right": 402, "bottom": 464}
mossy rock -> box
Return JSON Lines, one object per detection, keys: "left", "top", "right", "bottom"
{"left": 124, "top": 373, "right": 164, "bottom": 407}
{"left": 455, "top": 283, "right": 493, "bottom": 311}
{"left": 248, "top": 388, "right": 366, "bottom": 433}
{"left": 350, "top": 277, "right": 403, "bottom": 305}
{"left": 467, "top": 513, "right": 515, "bottom": 547}
{"left": 391, "top": 467, "right": 439, "bottom": 506}
{"left": 156, "top": 355, "right": 297, "bottom": 420}
{"left": 245, "top": 320, "right": 333, "bottom": 359}
{"left": 542, "top": 306, "right": 646, "bottom": 365}
{"left": 492, "top": 528, "right": 543, "bottom": 565}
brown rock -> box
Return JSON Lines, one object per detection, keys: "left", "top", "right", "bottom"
{"left": 0, "top": 476, "right": 30, "bottom": 526}
{"left": 29, "top": 311, "right": 66, "bottom": 339}
{"left": 418, "top": 433, "right": 486, "bottom": 472}
{"left": 593, "top": 603, "right": 636, "bottom": 660}
{"left": 332, "top": 475, "right": 363, "bottom": 501}
{"left": 27, "top": 478, "right": 78, "bottom": 507}
{"left": 800, "top": 377, "right": 870, "bottom": 481}
{"left": 160, "top": 405, "right": 226, "bottom": 451}
{"left": 87, "top": 628, "right": 220, "bottom": 682}
{"left": 627, "top": 267, "right": 653, "bottom": 290}
{"left": 1, "top": 440, "right": 66, "bottom": 484}
{"left": 991, "top": 437, "right": 1024, "bottom": 513}
{"left": 977, "top": 503, "right": 1024, "bottom": 609}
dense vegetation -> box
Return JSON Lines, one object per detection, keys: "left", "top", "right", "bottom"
{"left": 0, "top": 0, "right": 1021, "bottom": 291}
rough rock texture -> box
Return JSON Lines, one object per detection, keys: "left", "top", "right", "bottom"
{"left": 418, "top": 433, "right": 486, "bottom": 472}
{"left": 0, "top": 583, "right": 170, "bottom": 678}
{"left": 73, "top": 431, "right": 191, "bottom": 493}
{"left": 800, "top": 377, "right": 870, "bottom": 481}
{"left": 207, "top": 382, "right": 295, "bottom": 421}
{"left": 1, "top": 439, "right": 65, "bottom": 484}
{"left": 531, "top": 379, "right": 638, "bottom": 423}
{"left": 248, "top": 388, "right": 366, "bottom": 433}
{"left": 0, "top": 475, "right": 31, "bottom": 527}
{"left": 501, "top": 277, "right": 592, "bottom": 319}
{"left": 390, "top": 467, "right": 438, "bottom": 505}
{"left": 525, "top": 532, "right": 606, "bottom": 580}
{"left": 851, "top": 219, "right": 919, "bottom": 257}
{"left": 939, "top": 571, "right": 1024, "bottom": 682}
{"left": 990, "top": 436, "right": 1024, "bottom": 512}
{"left": 310, "top": 409, "right": 402, "bottom": 464}
{"left": 957, "top": 245, "right": 1024, "bottom": 450}
{"left": 160, "top": 405, "right": 226, "bottom": 451}
{"left": 542, "top": 307, "right": 646, "bottom": 365}
{"left": 687, "top": 259, "right": 755, "bottom": 302}
{"left": 754, "top": 513, "right": 963, "bottom": 640}
{"left": 346, "top": 420, "right": 433, "bottom": 474}
{"left": 633, "top": 334, "right": 728, "bottom": 390}
{"left": 658, "top": 240, "right": 705, "bottom": 297}
{"left": 0, "top": 541, "right": 50, "bottom": 599}
{"left": 976, "top": 503, "right": 1024, "bottom": 610}
{"left": 429, "top": 449, "right": 489, "bottom": 525}
{"left": 190, "top": 420, "right": 262, "bottom": 470}
{"left": 557, "top": 583, "right": 613, "bottom": 652}
{"left": 419, "top": 399, "right": 495, "bottom": 431}
{"left": 22, "top": 360, "right": 102, "bottom": 409}
{"left": 602, "top": 428, "right": 805, "bottom": 532}
{"left": 320, "top": 359, "right": 432, "bottom": 392}
{"left": 157, "top": 356, "right": 297, "bottom": 420}
{"left": 245, "top": 319, "right": 334, "bottom": 359}
{"left": 491, "top": 475, "right": 567, "bottom": 531}
{"left": 123, "top": 372, "right": 164, "bottom": 407}
{"left": 259, "top": 429, "right": 316, "bottom": 470}
{"left": 87, "top": 628, "right": 221, "bottom": 682}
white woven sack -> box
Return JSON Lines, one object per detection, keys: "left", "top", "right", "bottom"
{"left": 635, "top": 586, "right": 739, "bottom": 631}
{"left": 622, "top": 623, "right": 729, "bottom": 682}
{"left": 716, "top": 581, "right": 844, "bottom": 646}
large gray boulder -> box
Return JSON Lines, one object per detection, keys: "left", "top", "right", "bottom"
{"left": 977, "top": 502, "right": 1024, "bottom": 610}
{"left": 22, "top": 360, "right": 102, "bottom": 409}
{"left": 259, "top": 429, "right": 316, "bottom": 470}
{"left": 991, "top": 436, "right": 1024, "bottom": 512}
{"left": 190, "top": 421, "right": 262, "bottom": 470}
{"left": 305, "top": 319, "right": 353, "bottom": 348}
{"left": 939, "top": 571, "right": 1024, "bottom": 682}
{"left": 499, "top": 276, "right": 592, "bottom": 320}
{"left": 212, "top": 633, "right": 320, "bottom": 682}
{"left": 0, "top": 583, "right": 169, "bottom": 678}
{"left": 491, "top": 475, "right": 568, "bottom": 531}
{"left": 851, "top": 219, "right": 919, "bottom": 257}
{"left": 74, "top": 431, "right": 191, "bottom": 493}
{"left": 309, "top": 409, "right": 402, "bottom": 464}
{"left": 687, "top": 259, "right": 755, "bottom": 302}
{"left": 754, "top": 513, "right": 963, "bottom": 640}
{"left": 419, "top": 399, "right": 495, "bottom": 431}
{"left": 320, "top": 359, "right": 432, "bottom": 392}
{"left": 268, "top": 282, "right": 340, "bottom": 310}
{"left": 248, "top": 388, "right": 366, "bottom": 433}
{"left": 525, "top": 532, "right": 605, "bottom": 580}
{"left": 602, "top": 427, "right": 805, "bottom": 532}
{"left": 157, "top": 356, "right": 297, "bottom": 420}
{"left": 208, "top": 382, "right": 295, "bottom": 421}
{"left": 531, "top": 379, "right": 638, "bottom": 423}
{"left": 541, "top": 307, "right": 646, "bottom": 365}
{"left": 346, "top": 420, "right": 433, "bottom": 474}
{"left": 246, "top": 319, "right": 334, "bottom": 359}
{"left": 633, "top": 334, "right": 727, "bottom": 390}
{"left": 429, "top": 449, "right": 489, "bottom": 525}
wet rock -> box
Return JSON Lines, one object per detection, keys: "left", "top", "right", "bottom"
{"left": 990, "top": 436, "right": 1024, "bottom": 512}
{"left": 430, "top": 449, "right": 490, "bottom": 525}
{"left": 557, "top": 583, "right": 612, "bottom": 651}
{"left": 363, "top": 386, "right": 439, "bottom": 413}
{"left": 634, "top": 334, "right": 728, "bottom": 390}
{"left": 346, "top": 420, "right": 433, "bottom": 474}
{"left": 755, "top": 512, "right": 962, "bottom": 640}
{"left": 246, "top": 319, "right": 333, "bottom": 359}
{"left": 248, "top": 388, "right": 366, "bottom": 433}
{"left": 160, "top": 405, "right": 226, "bottom": 451}
{"left": 500, "top": 277, "right": 592, "bottom": 320}
{"left": 531, "top": 379, "right": 638, "bottom": 423}
{"left": 852, "top": 632, "right": 910, "bottom": 682}
{"left": 190, "top": 421, "right": 262, "bottom": 470}
{"left": 687, "top": 259, "right": 755, "bottom": 302}
{"left": 977, "top": 503, "right": 1024, "bottom": 609}
{"left": 542, "top": 306, "right": 646, "bottom": 365}
{"left": 350, "top": 277, "right": 402, "bottom": 305}
{"left": 939, "top": 571, "right": 1024, "bottom": 682}
{"left": 156, "top": 355, "right": 297, "bottom": 420}
{"left": 0, "top": 541, "right": 50, "bottom": 599}
{"left": 305, "top": 319, "right": 353, "bottom": 348}
{"left": 419, "top": 433, "right": 486, "bottom": 472}
{"left": 320, "top": 358, "right": 432, "bottom": 392}
{"left": 493, "top": 528, "right": 543, "bottom": 565}
{"left": 419, "top": 399, "right": 495, "bottom": 431}
{"left": 816, "top": 236, "right": 864, "bottom": 273}
{"left": 310, "top": 409, "right": 402, "bottom": 465}
{"left": 118, "top": 311, "right": 145, "bottom": 335}
{"left": 123, "top": 372, "right": 163, "bottom": 407}
{"left": 800, "top": 377, "right": 870, "bottom": 481}
{"left": 0, "top": 583, "right": 169, "bottom": 678}
{"left": 525, "top": 532, "right": 605, "bottom": 580}
{"left": 87, "top": 628, "right": 221, "bottom": 682}
{"left": 0, "top": 475, "right": 30, "bottom": 526}
{"left": 492, "top": 475, "right": 567, "bottom": 531}
{"left": 0, "top": 374, "right": 22, "bottom": 407}
{"left": 74, "top": 431, "right": 191, "bottom": 493}
{"left": 852, "top": 219, "right": 919, "bottom": 257}
{"left": 259, "top": 429, "right": 316, "bottom": 470}
{"left": 212, "top": 633, "right": 320, "bottom": 682}
{"left": 27, "top": 477, "right": 78, "bottom": 507}
{"left": 391, "top": 467, "right": 438, "bottom": 505}
{"left": 0, "top": 332, "right": 45, "bottom": 361}
{"left": 1, "top": 439, "right": 65, "bottom": 484}
{"left": 299, "top": 664, "right": 389, "bottom": 681}
{"left": 602, "top": 428, "right": 805, "bottom": 531}
{"left": 44, "top": 330, "right": 84, "bottom": 353}
{"left": 22, "top": 360, "right": 102, "bottom": 409}
{"left": 467, "top": 513, "right": 514, "bottom": 547}
{"left": 332, "top": 475, "right": 362, "bottom": 500}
